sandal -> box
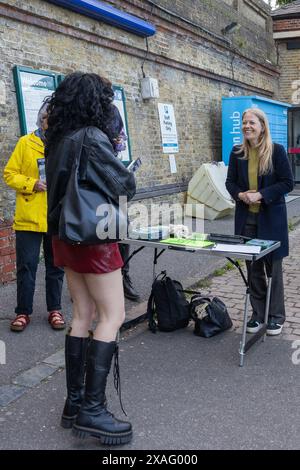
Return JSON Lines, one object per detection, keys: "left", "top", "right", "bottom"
{"left": 10, "top": 314, "right": 30, "bottom": 332}
{"left": 48, "top": 310, "right": 66, "bottom": 330}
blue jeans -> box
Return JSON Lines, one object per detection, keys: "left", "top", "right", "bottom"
{"left": 15, "top": 231, "right": 64, "bottom": 315}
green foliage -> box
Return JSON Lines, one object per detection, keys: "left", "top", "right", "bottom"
{"left": 288, "top": 220, "right": 295, "bottom": 232}
{"left": 188, "top": 260, "right": 244, "bottom": 294}
{"left": 213, "top": 260, "right": 239, "bottom": 277}
{"left": 213, "top": 268, "right": 226, "bottom": 276}
{"left": 190, "top": 278, "right": 212, "bottom": 291}
{"left": 276, "top": 0, "right": 294, "bottom": 6}
{"left": 236, "top": 37, "right": 246, "bottom": 49}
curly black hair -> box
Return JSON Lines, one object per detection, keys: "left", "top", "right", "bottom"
{"left": 45, "top": 72, "right": 114, "bottom": 148}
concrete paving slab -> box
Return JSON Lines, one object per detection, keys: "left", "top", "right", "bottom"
{"left": 0, "top": 196, "right": 299, "bottom": 450}
{"left": 43, "top": 349, "right": 64, "bottom": 368}
{"left": 0, "top": 325, "right": 299, "bottom": 450}
{"left": 0, "top": 385, "right": 27, "bottom": 407}
{"left": 12, "top": 363, "right": 58, "bottom": 388}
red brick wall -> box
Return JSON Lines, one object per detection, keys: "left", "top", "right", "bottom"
{"left": 0, "top": 221, "right": 16, "bottom": 284}
{"left": 273, "top": 18, "right": 300, "bottom": 32}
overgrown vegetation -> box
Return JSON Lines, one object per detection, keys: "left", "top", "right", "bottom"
{"left": 276, "top": 0, "right": 294, "bottom": 6}
{"left": 188, "top": 259, "right": 243, "bottom": 294}
{"left": 213, "top": 260, "right": 238, "bottom": 277}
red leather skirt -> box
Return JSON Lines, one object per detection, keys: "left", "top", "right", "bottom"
{"left": 52, "top": 236, "right": 123, "bottom": 274}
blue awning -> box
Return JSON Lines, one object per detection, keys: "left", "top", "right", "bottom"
{"left": 46, "top": 0, "right": 156, "bottom": 37}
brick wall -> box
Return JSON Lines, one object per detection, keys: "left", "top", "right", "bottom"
{"left": 0, "top": 0, "right": 278, "bottom": 282}
{"left": 273, "top": 17, "right": 300, "bottom": 104}
{"left": 242, "top": 0, "right": 268, "bottom": 30}
{"left": 0, "top": 221, "right": 16, "bottom": 283}
{"left": 276, "top": 43, "right": 300, "bottom": 104}
{"left": 273, "top": 18, "right": 300, "bottom": 32}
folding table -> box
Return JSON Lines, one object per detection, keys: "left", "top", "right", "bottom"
{"left": 121, "top": 237, "right": 280, "bottom": 366}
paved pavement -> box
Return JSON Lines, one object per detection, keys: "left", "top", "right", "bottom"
{"left": 209, "top": 227, "right": 300, "bottom": 341}
{"left": 0, "top": 196, "right": 300, "bottom": 450}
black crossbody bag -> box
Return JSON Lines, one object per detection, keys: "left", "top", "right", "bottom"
{"left": 59, "top": 129, "right": 132, "bottom": 245}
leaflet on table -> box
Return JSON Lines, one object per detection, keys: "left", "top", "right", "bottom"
{"left": 245, "top": 239, "right": 276, "bottom": 249}
{"left": 130, "top": 226, "right": 170, "bottom": 240}
{"left": 211, "top": 243, "right": 261, "bottom": 254}
{"left": 160, "top": 238, "right": 214, "bottom": 248}
{"left": 129, "top": 228, "right": 209, "bottom": 242}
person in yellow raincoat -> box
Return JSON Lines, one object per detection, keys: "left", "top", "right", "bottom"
{"left": 3, "top": 101, "right": 65, "bottom": 332}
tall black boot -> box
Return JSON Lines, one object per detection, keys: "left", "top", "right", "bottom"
{"left": 72, "top": 339, "right": 132, "bottom": 445}
{"left": 60, "top": 333, "right": 89, "bottom": 429}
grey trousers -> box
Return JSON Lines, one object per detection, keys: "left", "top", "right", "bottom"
{"left": 242, "top": 213, "right": 285, "bottom": 325}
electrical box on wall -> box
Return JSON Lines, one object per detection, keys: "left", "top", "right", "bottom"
{"left": 140, "top": 77, "right": 159, "bottom": 99}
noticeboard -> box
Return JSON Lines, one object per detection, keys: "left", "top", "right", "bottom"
{"left": 13, "top": 67, "right": 132, "bottom": 164}
{"left": 13, "top": 66, "right": 58, "bottom": 135}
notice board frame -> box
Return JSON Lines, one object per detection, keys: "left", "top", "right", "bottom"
{"left": 13, "top": 65, "right": 60, "bottom": 135}
{"left": 13, "top": 67, "right": 132, "bottom": 164}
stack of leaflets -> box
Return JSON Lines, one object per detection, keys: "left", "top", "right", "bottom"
{"left": 245, "top": 239, "right": 276, "bottom": 249}
{"left": 212, "top": 243, "right": 261, "bottom": 254}
{"left": 189, "top": 233, "right": 209, "bottom": 241}
{"left": 160, "top": 237, "right": 214, "bottom": 248}
{"left": 130, "top": 226, "right": 170, "bottom": 240}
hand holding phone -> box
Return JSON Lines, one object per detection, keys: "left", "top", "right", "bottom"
{"left": 127, "top": 158, "right": 142, "bottom": 173}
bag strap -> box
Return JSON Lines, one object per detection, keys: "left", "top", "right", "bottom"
{"left": 147, "top": 290, "right": 157, "bottom": 333}
{"left": 154, "top": 270, "right": 167, "bottom": 282}
{"left": 147, "top": 271, "right": 168, "bottom": 333}
{"left": 181, "top": 289, "right": 202, "bottom": 296}
{"left": 59, "top": 129, "right": 86, "bottom": 208}
{"left": 190, "top": 294, "right": 211, "bottom": 303}
{"left": 76, "top": 129, "right": 88, "bottom": 180}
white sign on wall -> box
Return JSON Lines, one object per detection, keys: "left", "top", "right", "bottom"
{"left": 169, "top": 154, "right": 177, "bottom": 173}
{"left": 158, "top": 103, "right": 179, "bottom": 153}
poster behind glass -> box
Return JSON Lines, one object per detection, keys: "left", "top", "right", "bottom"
{"left": 14, "top": 68, "right": 132, "bottom": 164}
{"left": 14, "top": 67, "right": 57, "bottom": 135}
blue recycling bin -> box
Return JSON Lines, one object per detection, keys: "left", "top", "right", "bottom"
{"left": 222, "top": 96, "right": 291, "bottom": 165}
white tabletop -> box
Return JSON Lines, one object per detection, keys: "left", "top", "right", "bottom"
{"left": 120, "top": 238, "right": 281, "bottom": 261}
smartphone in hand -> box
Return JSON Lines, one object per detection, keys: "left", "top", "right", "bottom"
{"left": 127, "top": 158, "right": 142, "bottom": 173}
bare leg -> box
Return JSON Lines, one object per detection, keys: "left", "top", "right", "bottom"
{"left": 64, "top": 268, "right": 95, "bottom": 338}
{"left": 83, "top": 268, "right": 125, "bottom": 342}
{"left": 72, "top": 268, "right": 132, "bottom": 444}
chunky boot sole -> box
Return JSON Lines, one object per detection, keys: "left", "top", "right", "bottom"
{"left": 61, "top": 414, "right": 77, "bottom": 429}
{"left": 72, "top": 424, "right": 132, "bottom": 445}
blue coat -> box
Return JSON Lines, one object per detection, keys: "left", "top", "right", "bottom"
{"left": 225, "top": 143, "right": 294, "bottom": 259}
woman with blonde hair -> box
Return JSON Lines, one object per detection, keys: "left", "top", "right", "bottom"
{"left": 226, "top": 108, "right": 294, "bottom": 336}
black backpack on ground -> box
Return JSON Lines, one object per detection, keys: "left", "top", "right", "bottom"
{"left": 147, "top": 271, "right": 190, "bottom": 333}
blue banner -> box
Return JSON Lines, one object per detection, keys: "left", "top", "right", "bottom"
{"left": 46, "top": 0, "right": 156, "bottom": 37}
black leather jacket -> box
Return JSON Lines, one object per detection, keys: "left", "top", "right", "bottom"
{"left": 46, "top": 126, "right": 136, "bottom": 235}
